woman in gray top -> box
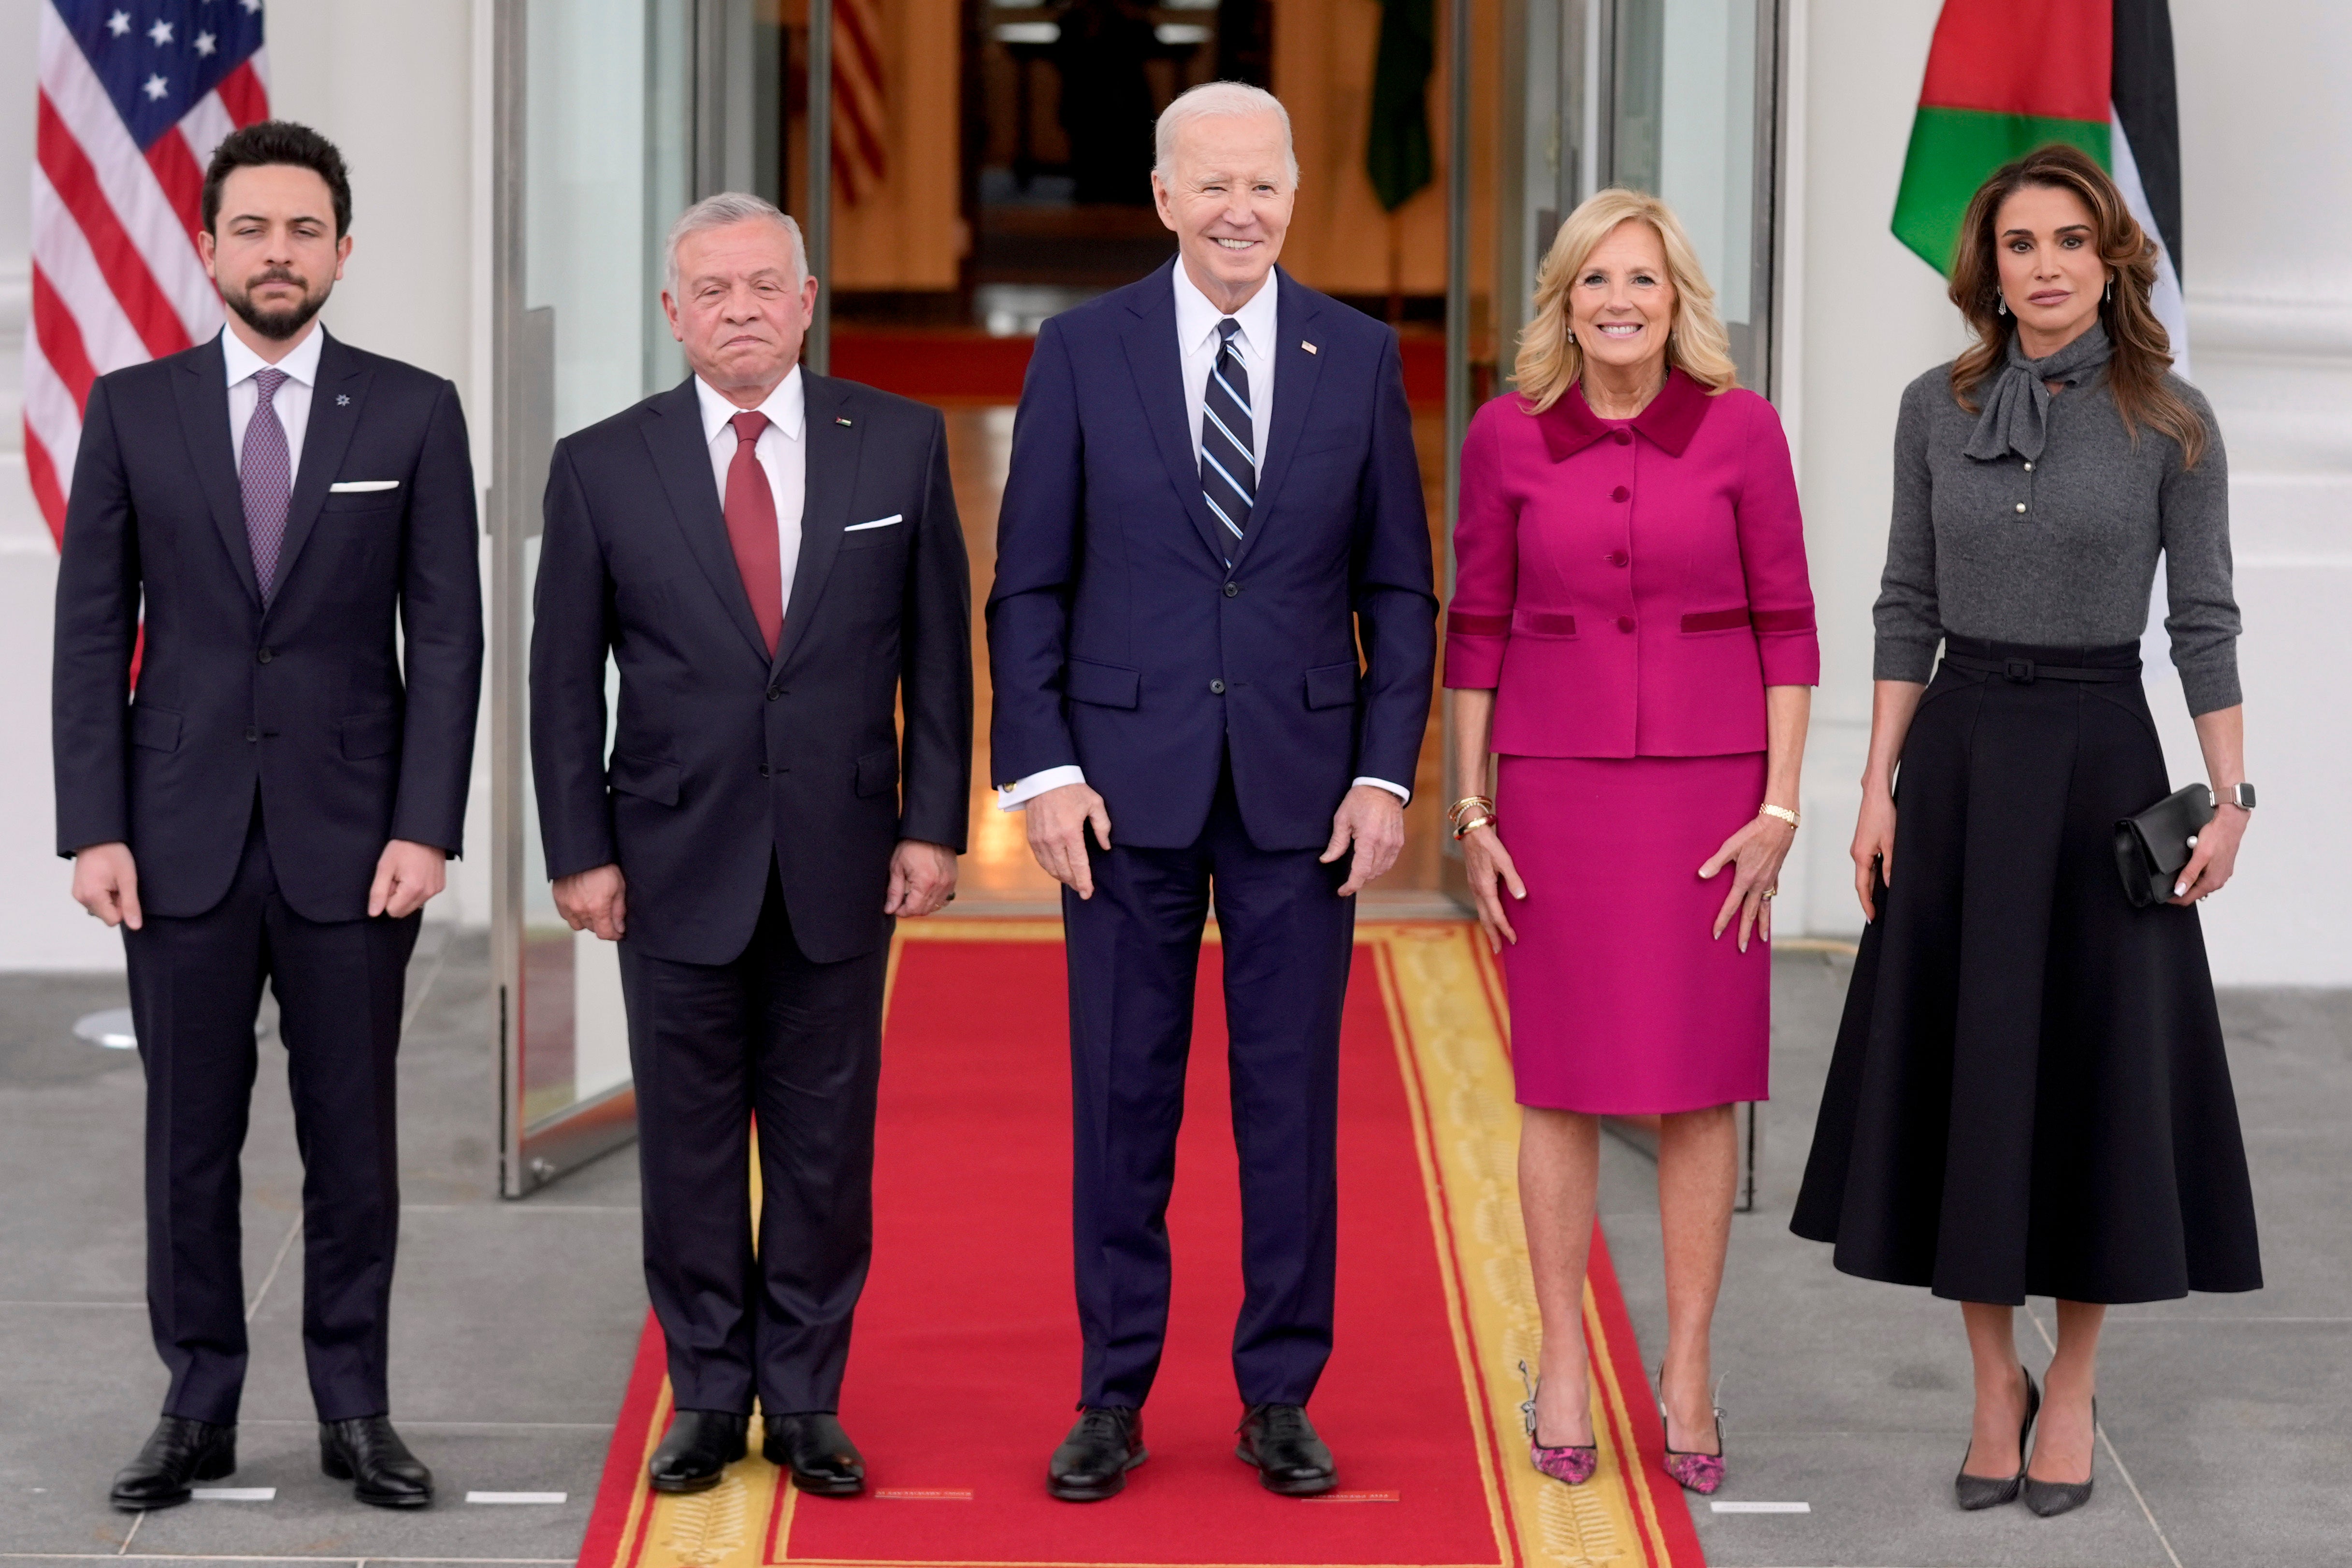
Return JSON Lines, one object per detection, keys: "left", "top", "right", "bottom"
{"left": 1792, "top": 145, "right": 2260, "bottom": 1520}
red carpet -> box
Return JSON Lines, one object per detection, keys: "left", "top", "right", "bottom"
{"left": 832, "top": 331, "right": 1448, "bottom": 407}
{"left": 579, "top": 926, "right": 1703, "bottom": 1568}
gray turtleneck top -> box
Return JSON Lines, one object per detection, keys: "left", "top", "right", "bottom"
{"left": 1872, "top": 329, "right": 2240, "bottom": 715}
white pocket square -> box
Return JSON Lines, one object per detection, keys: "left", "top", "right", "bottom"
{"left": 843, "top": 513, "right": 902, "bottom": 532}
{"left": 329, "top": 480, "right": 401, "bottom": 493}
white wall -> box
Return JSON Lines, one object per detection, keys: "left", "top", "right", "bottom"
{"left": 0, "top": 0, "right": 489, "bottom": 967}
{"left": 1781, "top": 0, "right": 2352, "bottom": 984}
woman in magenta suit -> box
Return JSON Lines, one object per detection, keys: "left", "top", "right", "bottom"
{"left": 1446, "top": 189, "right": 1817, "bottom": 1496}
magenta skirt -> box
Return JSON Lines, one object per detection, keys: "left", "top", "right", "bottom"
{"left": 1495, "top": 753, "right": 1771, "bottom": 1114}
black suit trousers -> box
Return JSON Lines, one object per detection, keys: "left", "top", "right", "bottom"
{"left": 618, "top": 866, "right": 889, "bottom": 1415}
{"left": 124, "top": 802, "right": 419, "bottom": 1425}
{"left": 1065, "top": 757, "right": 1356, "bottom": 1409}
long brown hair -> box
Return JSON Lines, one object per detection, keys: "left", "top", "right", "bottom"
{"left": 1947, "top": 143, "right": 2207, "bottom": 468}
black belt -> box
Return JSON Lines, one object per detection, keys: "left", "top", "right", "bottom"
{"left": 1942, "top": 652, "right": 2139, "bottom": 684}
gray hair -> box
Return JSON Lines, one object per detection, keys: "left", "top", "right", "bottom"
{"left": 664, "top": 192, "right": 807, "bottom": 295}
{"left": 1153, "top": 81, "right": 1299, "bottom": 189}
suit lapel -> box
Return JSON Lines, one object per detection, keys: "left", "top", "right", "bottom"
{"left": 171, "top": 336, "right": 262, "bottom": 610}
{"left": 1120, "top": 264, "right": 1231, "bottom": 567}
{"left": 267, "top": 330, "right": 368, "bottom": 612}
{"left": 774, "top": 372, "right": 863, "bottom": 676}
{"left": 1231, "top": 270, "right": 1322, "bottom": 569}
{"left": 642, "top": 377, "right": 772, "bottom": 668}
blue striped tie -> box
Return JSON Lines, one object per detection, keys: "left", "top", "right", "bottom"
{"left": 1200, "top": 318, "right": 1255, "bottom": 556}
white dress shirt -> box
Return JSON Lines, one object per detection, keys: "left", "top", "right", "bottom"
{"left": 223, "top": 323, "right": 324, "bottom": 489}
{"left": 999, "top": 265, "right": 1408, "bottom": 812}
{"left": 694, "top": 367, "right": 808, "bottom": 618}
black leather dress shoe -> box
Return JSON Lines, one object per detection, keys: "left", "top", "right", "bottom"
{"left": 649, "top": 1410, "right": 748, "bottom": 1495}
{"left": 764, "top": 1411, "right": 865, "bottom": 1496}
{"left": 111, "top": 1417, "right": 235, "bottom": 1511}
{"left": 320, "top": 1416, "right": 434, "bottom": 1508}
{"left": 1048, "top": 1407, "right": 1146, "bottom": 1501}
{"left": 1236, "top": 1403, "right": 1338, "bottom": 1496}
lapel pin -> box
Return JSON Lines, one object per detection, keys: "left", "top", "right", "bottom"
{"left": 336, "top": 394, "right": 350, "bottom": 406}
{"left": 835, "top": 416, "right": 853, "bottom": 427}
{"left": 1301, "top": 341, "right": 1318, "bottom": 355}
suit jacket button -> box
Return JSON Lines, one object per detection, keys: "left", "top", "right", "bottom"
{"left": 758, "top": 763, "right": 771, "bottom": 777}
{"left": 1616, "top": 616, "right": 1636, "bottom": 633}
{"left": 1210, "top": 679, "right": 1227, "bottom": 694}
{"left": 766, "top": 687, "right": 781, "bottom": 701}
{"left": 1606, "top": 551, "right": 1629, "bottom": 567}
{"left": 1611, "top": 486, "right": 1630, "bottom": 502}
{"left": 245, "top": 727, "right": 259, "bottom": 742}
{"left": 256, "top": 647, "right": 273, "bottom": 664}
{"left": 1224, "top": 582, "right": 1240, "bottom": 597}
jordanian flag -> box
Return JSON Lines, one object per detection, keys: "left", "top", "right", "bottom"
{"left": 1891, "top": 0, "right": 2189, "bottom": 372}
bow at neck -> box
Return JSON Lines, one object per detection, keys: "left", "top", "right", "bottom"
{"left": 1963, "top": 322, "right": 2113, "bottom": 463}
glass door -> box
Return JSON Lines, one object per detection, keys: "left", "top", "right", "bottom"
{"left": 1602, "top": 0, "right": 1779, "bottom": 386}
{"left": 490, "top": 0, "right": 695, "bottom": 1196}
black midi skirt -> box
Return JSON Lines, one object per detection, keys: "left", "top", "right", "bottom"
{"left": 1791, "top": 636, "right": 2262, "bottom": 1305}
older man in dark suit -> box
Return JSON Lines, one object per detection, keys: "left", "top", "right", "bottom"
{"left": 531, "top": 193, "right": 970, "bottom": 1498}
{"left": 989, "top": 82, "right": 1437, "bottom": 1500}
{"left": 55, "top": 122, "right": 482, "bottom": 1512}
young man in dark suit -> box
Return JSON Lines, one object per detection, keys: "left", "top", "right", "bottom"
{"left": 530, "top": 193, "right": 970, "bottom": 1498}
{"left": 989, "top": 83, "right": 1437, "bottom": 1500}
{"left": 54, "top": 122, "right": 483, "bottom": 1511}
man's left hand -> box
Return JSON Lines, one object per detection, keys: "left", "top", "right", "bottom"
{"left": 1321, "top": 785, "right": 1405, "bottom": 897}
{"left": 886, "top": 839, "right": 960, "bottom": 917}
{"left": 369, "top": 839, "right": 449, "bottom": 919}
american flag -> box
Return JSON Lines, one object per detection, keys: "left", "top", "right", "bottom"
{"left": 832, "top": 0, "right": 886, "bottom": 206}
{"left": 25, "top": 0, "right": 270, "bottom": 545}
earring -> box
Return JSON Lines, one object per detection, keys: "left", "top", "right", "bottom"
{"left": 1566, "top": 330, "right": 1576, "bottom": 344}
{"left": 2105, "top": 276, "right": 2113, "bottom": 302}
{"left": 1996, "top": 297, "right": 2007, "bottom": 316}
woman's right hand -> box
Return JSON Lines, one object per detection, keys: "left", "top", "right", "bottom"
{"left": 1463, "top": 823, "right": 1528, "bottom": 953}
{"left": 1851, "top": 786, "right": 1896, "bottom": 921}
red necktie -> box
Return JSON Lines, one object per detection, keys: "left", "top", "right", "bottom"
{"left": 723, "top": 410, "right": 783, "bottom": 656}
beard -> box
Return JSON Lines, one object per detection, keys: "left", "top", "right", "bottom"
{"left": 224, "top": 268, "right": 330, "bottom": 341}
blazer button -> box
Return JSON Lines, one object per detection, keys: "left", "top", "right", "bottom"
{"left": 1224, "top": 582, "right": 1240, "bottom": 597}
{"left": 766, "top": 687, "right": 781, "bottom": 701}
{"left": 1616, "top": 616, "right": 1636, "bottom": 633}
{"left": 1606, "top": 550, "right": 1629, "bottom": 567}
{"left": 1613, "top": 430, "right": 1632, "bottom": 445}
{"left": 256, "top": 647, "right": 273, "bottom": 664}
{"left": 2015, "top": 502, "right": 2028, "bottom": 513}
{"left": 245, "top": 727, "right": 259, "bottom": 743}
{"left": 1210, "top": 678, "right": 1227, "bottom": 694}
{"left": 758, "top": 763, "right": 771, "bottom": 777}
{"left": 1610, "top": 486, "right": 1629, "bottom": 502}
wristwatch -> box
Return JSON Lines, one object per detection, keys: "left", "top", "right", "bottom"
{"left": 2219, "top": 782, "right": 2256, "bottom": 810}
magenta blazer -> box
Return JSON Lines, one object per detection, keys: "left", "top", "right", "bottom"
{"left": 1444, "top": 370, "right": 1819, "bottom": 757}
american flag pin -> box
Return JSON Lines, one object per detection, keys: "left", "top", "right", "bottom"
{"left": 1301, "top": 341, "right": 1318, "bottom": 354}
{"left": 337, "top": 394, "right": 349, "bottom": 406}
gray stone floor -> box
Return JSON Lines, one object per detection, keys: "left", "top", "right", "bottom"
{"left": 0, "top": 932, "right": 2340, "bottom": 1565}
{"left": 1600, "top": 949, "right": 2350, "bottom": 1568}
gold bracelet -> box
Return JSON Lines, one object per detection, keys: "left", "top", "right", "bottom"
{"left": 1760, "top": 804, "right": 1800, "bottom": 829}
{"left": 1448, "top": 794, "right": 1495, "bottom": 820}
{"left": 1452, "top": 813, "right": 1496, "bottom": 841}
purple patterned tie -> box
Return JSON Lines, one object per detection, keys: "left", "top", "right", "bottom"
{"left": 241, "top": 367, "right": 292, "bottom": 602}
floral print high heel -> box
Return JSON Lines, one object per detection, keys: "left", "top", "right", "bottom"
{"left": 1657, "top": 1369, "right": 1726, "bottom": 1495}
{"left": 1517, "top": 1361, "right": 1598, "bottom": 1486}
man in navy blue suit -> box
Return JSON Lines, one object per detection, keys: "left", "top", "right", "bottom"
{"left": 55, "top": 123, "right": 480, "bottom": 1512}
{"left": 988, "top": 82, "right": 1437, "bottom": 1501}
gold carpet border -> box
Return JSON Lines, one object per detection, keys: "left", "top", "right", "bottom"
{"left": 599, "top": 924, "right": 1681, "bottom": 1568}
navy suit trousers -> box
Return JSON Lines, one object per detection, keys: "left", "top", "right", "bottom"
{"left": 1066, "top": 758, "right": 1356, "bottom": 1409}
{"left": 124, "top": 801, "right": 419, "bottom": 1425}
{"left": 618, "top": 866, "right": 888, "bottom": 1415}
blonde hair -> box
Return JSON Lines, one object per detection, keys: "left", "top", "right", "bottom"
{"left": 1512, "top": 188, "right": 1737, "bottom": 413}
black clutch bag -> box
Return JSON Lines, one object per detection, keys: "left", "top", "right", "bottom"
{"left": 2114, "top": 783, "right": 2215, "bottom": 907}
